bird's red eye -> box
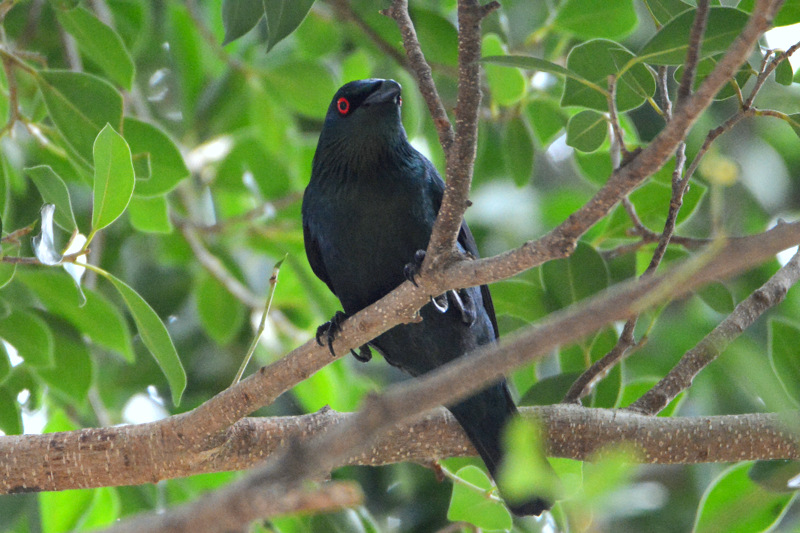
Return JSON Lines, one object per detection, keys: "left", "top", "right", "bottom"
{"left": 337, "top": 97, "right": 350, "bottom": 115}
{"left": 398, "top": 96, "right": 402, "bottom": 106}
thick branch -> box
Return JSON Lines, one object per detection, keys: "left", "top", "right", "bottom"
{"left": 6, "top": 407, "right": 798, "bottom": 496}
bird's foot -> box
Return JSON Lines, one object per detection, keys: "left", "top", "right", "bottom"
{"left": 403, "top": 249, "right": 428, "bottom": 287}
{"left": 430, "top": 293, "right": 449, "bottom": 313}
{"left": 315, "top": 311, "right": 349, "bottom": 357}
{"left": 351, "top": 344, "right": 372, "bottom": 363}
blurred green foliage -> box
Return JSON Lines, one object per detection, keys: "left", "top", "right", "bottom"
{"left": 0, "top": 0, "right": 799, "bottom": 531}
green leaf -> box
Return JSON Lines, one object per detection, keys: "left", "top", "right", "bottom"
{"left": 775, "top": 58, "right": 794, "bottom": 86}
{"left": 17, "top": 270, "right": 135, "bottom": 363}
{"left": 554, "top": 0, "right": 637, "bottom": 39}
{"left": 0, "top": 310, "right": 54, "bottom": 367}
{"left": 40, "top": 488, "right": 94, "bottom": 533}
{"left": 48, "top": 0, "right": 80, "bottom": 9}
{"left": 695, "top": 281, "right": 735, "bottom": 314}
{"left": 566, "top": 110, "right": 607, "bottom": 152}
{"left": 36, "top": 70, "right": 123, "bottom": 164}
{"left": 447, "top": 465, "right": 513, "bottom": 530}
{"left": 504, "top": 117, "right": 534, "bottom": 186}
{"left": 519, "top": 373, "right": 581, "bottom": 406}
{"left": 788, "top": 113, "right": 800, "bottom": 140}
{"left": 56, "top": 7, "right": 135, "bottom": 89}
{"left": 222, "top": 0, "right": 265, "bottom": 45}
{"left": 562, "top": 39, "right": 655, "bottom": 112}
{"left": 264, "top": 0, "right": 316, "bottom": 52}
{"left": 541, "top": 241, "right": 609, "bottom": 309}
{"left": 738, "top": 0, "right": 800, "bottom": 27}
{"left": 674, "top": 54, "right": 754, "bottom": 100}
{"left": 92, "top": 124, "right": 135, "bottom": 234}
{"left": 196, "top": 271, "right": 246, "bottom": 345}
{"left": 35, "top": 326, "right": 92, "bottom": 402}
{"left": 769, "top": 318, "right": 800, "bottom": 407}
{"left": 104, "top": 271, "right": 185, "bottom": 405}
{"left": 638, "top": 7, "right": 750, "bottom": 65}
{"left": 482, "top": 34, "right": 527, "bottom": 106}
{"left": 25, "top": 165, "right": 78, "bottom": 231}
{"left": 749, "top": 460, "right": 800, "bottom": 493}
{"left": 265, "top": 61, "right": 336, "bottom": 118}
{"left": 0, "top": 386, "right": 22, "bottom": 435}
{"left": 128, "top": 195, "right": 173, "bottom": 234}
{"left": 694, "top": 463, "right": 795, "bottom": 533}
{"left": 124, "top": 118, "right": 190, "bottom": 197}
{"left": 525, "top": 97, "right": 568, "bottom": 147}
{"left": 644, "top": 0, "right": 692, "bottom": 26}
{"left": 498, "top": 418, "right": 560, "bottom": 506}
{"left": 482, "top": 54, "right": 577, "bottom": 79}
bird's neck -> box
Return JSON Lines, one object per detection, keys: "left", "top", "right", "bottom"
{"left": 311, "top": 134, "right": 416, "bottom": 188}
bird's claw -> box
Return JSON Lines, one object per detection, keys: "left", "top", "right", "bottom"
{"left": 350, "top": 344, "right": 372, "bottom": 363}
{"left": 430, "top": 293, "right": 449, "bottom": 313}
{"left": 449, "top": 289, "right": 477, "bottom": 326}
{"left": 403, "top": 249, "right": 427, "bottom": 287}
{"left": 315, "top": 311, "right": 349, "bottom": 357}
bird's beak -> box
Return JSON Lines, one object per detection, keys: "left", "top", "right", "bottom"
{"left": 363, "top": 80, "right": 402, "bottom": 106}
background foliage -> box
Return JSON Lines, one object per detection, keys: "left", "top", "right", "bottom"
{"left": 0, "top": 0, "right": 799, "bottom": 531}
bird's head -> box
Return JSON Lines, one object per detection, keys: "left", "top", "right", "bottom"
{"left": 314, "top": 79, "right": 408, "bottom": 168}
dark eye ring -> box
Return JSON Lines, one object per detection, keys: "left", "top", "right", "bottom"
{"left": 337, "top": 97, "right": 350, "bottom": 115}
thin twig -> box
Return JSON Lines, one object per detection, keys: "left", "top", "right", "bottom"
{"left": 744, "top": 40, "right": 800, "bottom": 109}
{"left": 381, "top": 0, "right": 455, "bottom": 154}
{"left": 607, "top": 75, "right": 630, "bottom": 158}
{"left": 676, "top": 0, "right": 711, "bottom": 107}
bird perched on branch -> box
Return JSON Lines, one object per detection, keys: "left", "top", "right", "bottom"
{"left": 302, "top": 78, "right": 551, "bottom": 516}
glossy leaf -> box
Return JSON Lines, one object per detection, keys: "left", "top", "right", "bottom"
{"left": 222, "top": 0, "right": 265, "bottom": 45}
{"left": 0, "top": 310, "right": 54, "bottom": 367}
{"left": 789, "top": 113, "right": 800, "bottom": 140}
{"left": 56, "top": 7, "right": 135, "bottom": 89}
{"left": 638, "top": 8, "right": 750, "bottom": 66}
{"left": 104, "top": 271, "right": 186, "bottom": 405}
{"left": 695, "top": 281, "right": 735, "bottom": 314}
{"left": 447, "top": 465, "right": 513, "bottom": 530}
{"left": 504, "top": 117, "right": 534, "bottom": 186}
{"left": 124, "top": 118, "right": 190, "bottom": 197}
{"left": 541, "top": 241, "right": 609, "bottom": 309}
{"left": 92, "top": 124, "right": 135, "bottom": 233}
{"left": 566, "top": 110, "right": 607, "bottom": 152}
{"left": 35, "top": 326, "right": 92, "bottom": 401}
{"left": 674, "top": 54, "right": 754, "bottom": 100}
{"left": 482, "top": 54, "right": 580, "bottom": 80}
{"left": 738, "top": 0, "right": 800, "bottom": 27}
{"left": 25, "top": 166, "right": 78, "bottom": 231}
{"left": 36, "top": 70, "right": 123, "bottom": 164}
{"left": 0, "top": 386, "right": 22, "bottom": 435}
{"left": 482, "top": 34, "right": 527, "bottom": 106}
{"left": 128, "top": 195, "right": 173, "bottom": 234}
{"left": 769, "top": 318, "right": 800, "bottom": 406}
{"left": 18, "top": 270, "right": 135, "bottom": 362}
{"left": 526, "top": 97, "right": 568, "bottom": 147}
{"left": 644, "top": 0, "right": 692, "bottom": 26}
{"left": 196, "top": 271, "right": 246, "bottom": 345}
{"left": 562, "top": 39, "right": 656, "bottom": 111}
{"left": 498, "top": 418, "right": 560, "bottom": 505}
{"left": 554, "top": 0, "right": 637, "bottom": 39}
{"left": 264, "top": 0, "right": 316, "bottom": 51}
{"left": 694, "top": 463, "right": 795, "bottom": 533}
{"left": 775, "top": 59, "right": 794, "bottom": 86}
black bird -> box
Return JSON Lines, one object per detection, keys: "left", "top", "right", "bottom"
{"left": 302, "top": 78, "right": 551, "bottom": 516}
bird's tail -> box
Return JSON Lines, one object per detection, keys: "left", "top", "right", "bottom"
{"left": 447, "top": 382, "right": 552, "bottom": 517}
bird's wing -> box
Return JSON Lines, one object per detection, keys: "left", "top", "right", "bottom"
{"left": 303, "top": 221, "right": 336, "bottom": 296}
{"left": 425, "top": 161, "right": 500, "bottom": 340}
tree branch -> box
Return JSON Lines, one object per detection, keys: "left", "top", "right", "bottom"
{"left": 629, "top": 247, "right": 800, "bottom": 415}
{"left": 676, "top": 0, "right": 710, "bottom": 106}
